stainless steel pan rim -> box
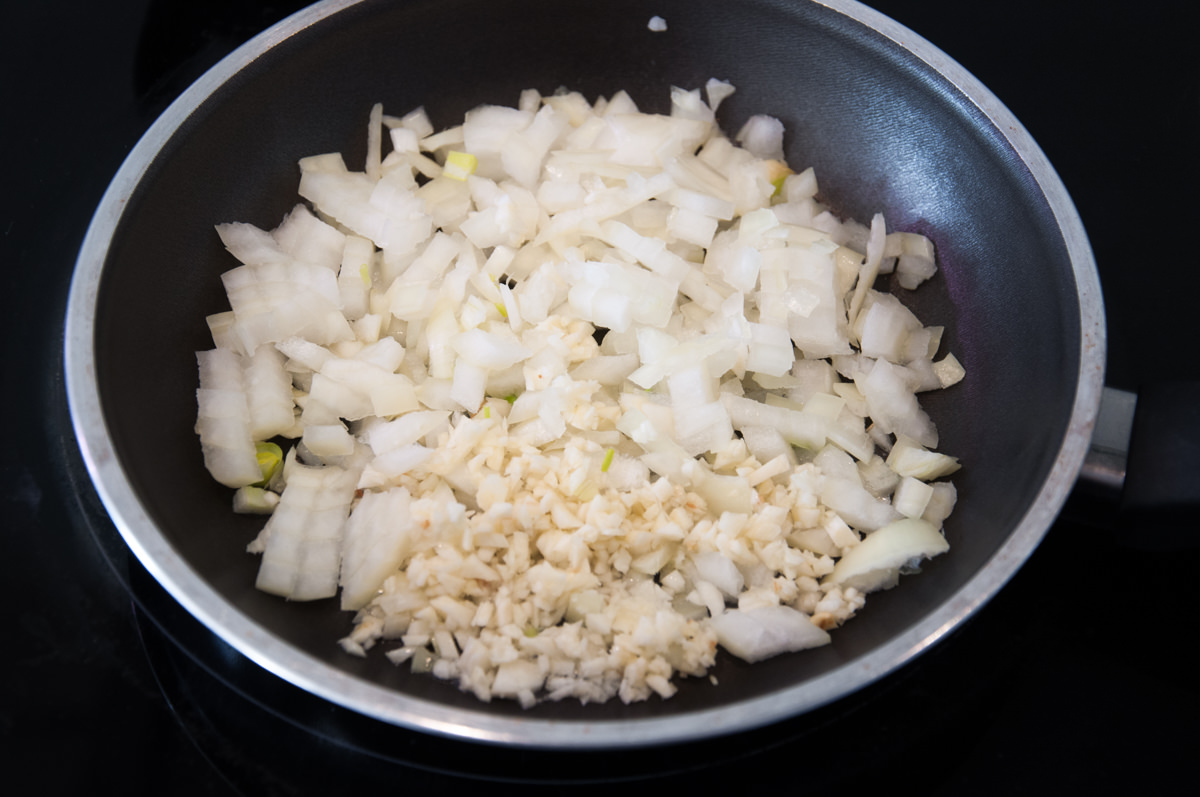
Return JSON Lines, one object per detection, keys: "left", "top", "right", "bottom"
{"left": 63, "top": 0, "right": 1104, "bottom": 749}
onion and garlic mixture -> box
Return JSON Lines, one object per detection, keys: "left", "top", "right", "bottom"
{"left": 195, "top": 81, "right": 964, "bottom": 707}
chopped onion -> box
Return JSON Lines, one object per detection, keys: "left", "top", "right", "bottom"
{"left": 196, "top": 80, "right": 965, "bottom": 708}
{"left": 823, "top": 517, "right": 949, "bottom": 593}
{"left": 709, "top": 605, "right": 831, "bottom": 662}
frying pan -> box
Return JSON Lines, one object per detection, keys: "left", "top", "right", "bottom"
{"left": 64, "top": 0, "right": 1105, "bottom": 748}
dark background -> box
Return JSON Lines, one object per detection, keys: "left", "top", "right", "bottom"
{"left": 2, "top": 1, "right": 1197, "bottom": 794}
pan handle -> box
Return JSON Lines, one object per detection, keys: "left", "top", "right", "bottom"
{"left": 1078, "top": 383, "right": 1200, "bottom": 548}
{"left": 1080, "top": 386, "right": 1137, "bottom": 493}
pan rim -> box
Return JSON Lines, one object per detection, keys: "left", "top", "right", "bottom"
{"left": 63, "top": 0, "right": 1105, "bottom": 749}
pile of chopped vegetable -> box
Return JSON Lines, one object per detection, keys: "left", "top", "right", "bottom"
{"left": 195, "top": 80, "right": 964, "bottom": 707}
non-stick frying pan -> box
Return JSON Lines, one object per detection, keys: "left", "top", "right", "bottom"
{"left": 65, "top": 0, "right": 1106, "bottom": 748}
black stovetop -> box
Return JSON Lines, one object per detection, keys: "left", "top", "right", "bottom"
{"left": 3, "top": 2, "right": 1198, "bottom": 794}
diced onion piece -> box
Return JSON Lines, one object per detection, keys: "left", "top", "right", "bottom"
{"left": 722, "top": 393, "right": 825, "bottom": 451}
{"left": 887, "top": 435, "right": 961, "bottom": 480}
{"left": 857, "top": 358, "right": 938, "bottom": 448}
{"left": 365, "top": 103, "right": 384, "bottom": 181}
{"left": 922, "top": 482, "right": 958, "bottom": 528}
{"left": 894, "top": 232, "right": 938, "bottom": 289}
{"left": 709, "top": 606, "right": 832, "bottom": 662}
{"left": 823, "top": 517, "right": 949, "bottom": 593}
{"left": 233, "top": 486, "right": 280, "bottom": 515}
{"left": 893, "top": 476, "right": 934, "bottom": 518}
{"left": 302, "top": 423, "right": 356, "bottom": 458}
{"left": 452, "top": 328, "right": 533, "bottom": 370}
{"left": 245, "top": 346, "right": 295, "bottom": 440}
{"left": 252, "top": 461, "right": 358, "bottom": 601}
{"left": 195, "top": 348, "right": 261, "bottom": 488}
{"left": 443, "top": 150, "right": 478, "bottom": 181}
{"left": 253, "top": 441, "right": 284, "bottom": 486}
{"left": 339, "top": 488, "right": 414, "bottom": 610}
{"left": 820, "top": 476, "right": 901, "bottom": 532}
{"left": 691, "top": 551, "right": 745, "bottom": 598}
{"left": 491, "top": 659, "right": 545, "bottom": 699}
{"left": 450, "top": 358, "right": 488, "bottom": 413}
{"left": 734, "top": 115, "right": 786, "bottom": 162}
{"left": 933, "top": 352, "right": 966, "bottom": 388}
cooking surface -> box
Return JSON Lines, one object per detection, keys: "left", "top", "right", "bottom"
{"left": 3, "top": 1, "right": 1197, "bottom": 793}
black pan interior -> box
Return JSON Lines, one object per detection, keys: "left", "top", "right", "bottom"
{"left": 93, "top": 0, "right": 1081, "bottom": 725}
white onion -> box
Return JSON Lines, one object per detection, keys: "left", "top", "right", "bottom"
{"left": 823, "top": 517, "right": 950, "bottom": 593}
{"left": 709, "top": 605, "right": 831, "bottom": 662}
